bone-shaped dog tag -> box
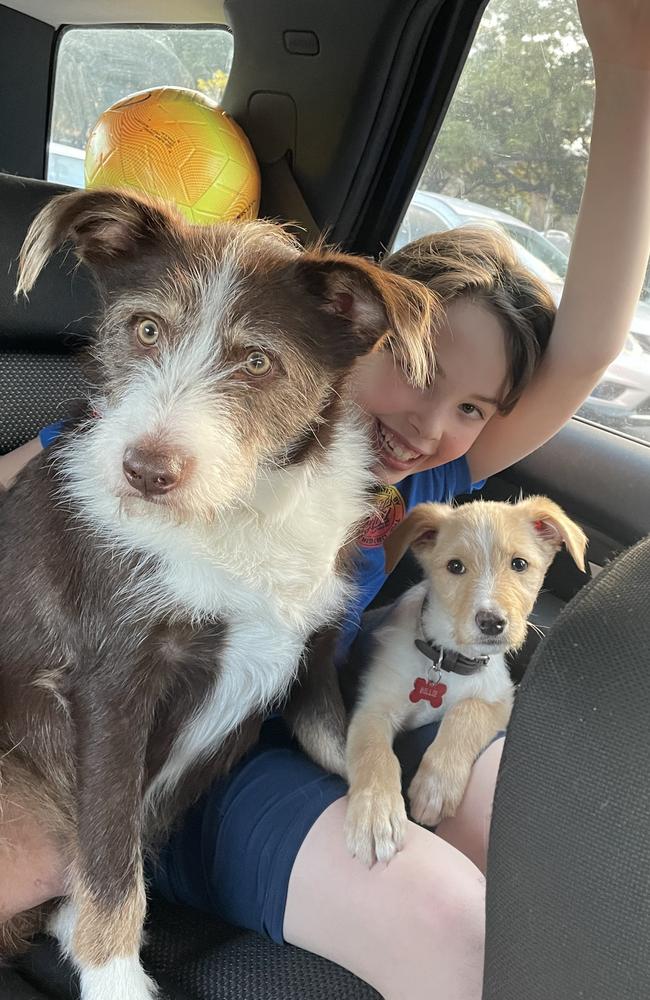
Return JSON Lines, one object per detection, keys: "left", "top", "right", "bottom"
{"left": 409, "top": 677, "right": 447, "bottom": 708}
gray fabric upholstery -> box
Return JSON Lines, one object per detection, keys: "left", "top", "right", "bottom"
{"left": 1, "top": 897, "right": 381, "bottom": 999}
{"left": 0, "top": 173, "right": 96, "bottom": 454}
{"left": 483, "top": 533, "right": 650, "bottom": 1000}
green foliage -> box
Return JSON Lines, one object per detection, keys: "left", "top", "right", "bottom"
{"left": 196, "top": 69, "right": 230, "bottom": 104}
{"left": 423, "top": 0, "right": 593, "bottom": 231}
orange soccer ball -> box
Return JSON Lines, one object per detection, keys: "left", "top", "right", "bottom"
{"left": 84, "top": 87, "right": 260, "bottom": 224}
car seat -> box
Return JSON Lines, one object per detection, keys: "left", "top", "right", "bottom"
{"left": 483, "top": 531, "right": 650, "bottom": 1000}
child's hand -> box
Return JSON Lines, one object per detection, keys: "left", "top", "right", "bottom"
{"left": 578, "top": 0, "right": 650, "bottom": 72}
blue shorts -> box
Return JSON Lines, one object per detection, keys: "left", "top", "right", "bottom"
{"left": 150, "top": 711, "right": 487, "bottom": 944}
{"left": 150, "top": 615, "right": 504, "bottom": 945}
{"left": 150, "top": 716, "right": 350, "bottom": 944}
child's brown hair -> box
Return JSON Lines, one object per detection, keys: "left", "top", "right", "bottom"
{"left": 381, "top": 225, "right": 557, "bottom": 414}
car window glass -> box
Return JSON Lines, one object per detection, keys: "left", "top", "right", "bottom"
{"left": 395, "top": 0, "right": 650, "bottom": 445}
{"left": 47, "top": 26, "right": 233, "bottom": 189}
{"left": 400, "top": 205, "right": 448, "bottom": 240}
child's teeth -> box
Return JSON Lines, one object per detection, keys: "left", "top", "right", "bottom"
{"left": 380, "top": 424, "right": 419, "bottom": 461}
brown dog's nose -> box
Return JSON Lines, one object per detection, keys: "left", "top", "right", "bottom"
{"left": 123, "top": 446, "right": 185, "bottom": 497}
{"left": 475, "top": 610, "right": 506, "bottom": 636}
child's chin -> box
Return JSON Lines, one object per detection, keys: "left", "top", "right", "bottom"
{"left": 373, "top": 463, "right": 403, "bottom": 486}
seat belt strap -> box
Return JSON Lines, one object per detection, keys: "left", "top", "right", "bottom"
{"left": 260, "top": 155, "right": 322, "bottom": 244}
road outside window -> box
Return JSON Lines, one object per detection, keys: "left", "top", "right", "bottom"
{"left": 396, "top": 0, "right": 650, "bottom": 445}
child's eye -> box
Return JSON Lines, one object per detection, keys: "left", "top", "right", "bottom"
{"left": 459, "top": 402, "right": 484, "bottom": 420}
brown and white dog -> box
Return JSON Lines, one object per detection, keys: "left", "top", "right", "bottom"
{"left": 344, "top": 497, "right": 587, "bottom": 867}
{"left": 0, "top": 189, "right": 439, "bottom": 999}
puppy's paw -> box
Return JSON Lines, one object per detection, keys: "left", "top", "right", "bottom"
{"left": 408, "top": 752, "right": 470, "bottom": 828}
{"left": 344, "top": 787, "right": 407, "bottom": 867}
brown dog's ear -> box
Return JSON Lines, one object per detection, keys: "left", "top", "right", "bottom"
{"left": 16, "top": 188, "right": 181, "bottom": 297}
{"left": 518, "top": 495, "right": 588, "bottom": 571}
{"left": 294, "top": 252, "right": 440, "bottom": 388}
{"left": 384, "top": 503, "right": 452, "bottom": 575}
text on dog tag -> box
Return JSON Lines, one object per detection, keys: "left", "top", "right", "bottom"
{"left": 409, "top": 677, "right": 447, "bottom": 708}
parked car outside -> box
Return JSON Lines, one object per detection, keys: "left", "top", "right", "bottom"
{"left": 47, "top": 141, "right": 85, "bottom": 188}
{"left": 397, "top": 191, "right": 650, "bottom": 436}
{"left": 543, "top": 228, "right": 572, "bottom": 255}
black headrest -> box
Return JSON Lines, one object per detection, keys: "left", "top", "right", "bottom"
{"left": 0, "top": 173, "right": 99, "bottom": 349}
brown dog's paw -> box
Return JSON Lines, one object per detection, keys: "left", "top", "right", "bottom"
{"left": 344, "top": 786, "right": 408, "bottom": 867}
{"left": 408, "top": 752, "right": 470, "bottom": 828}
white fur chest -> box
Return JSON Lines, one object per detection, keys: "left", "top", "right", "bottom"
{"left": 137, "top": 505, "right": 357, "bottom": 804}
{"left": 362, "top": 581, "right": 513, "bottom": 732}
{"left": 62, "top": 414, "right": 373, "bottom": 803}
{"left": 144, "top": 598, "right": 312, "bottom": 806}
{"left": 403, "top": 653, "right": 510, "bottom": 728}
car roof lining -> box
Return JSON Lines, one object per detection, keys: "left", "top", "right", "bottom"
{"left": 0, "top": 1, "right": 226, "bottom": 27}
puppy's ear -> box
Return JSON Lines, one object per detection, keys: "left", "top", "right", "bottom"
{"left": 518, "top": 496, "right": 588, "bottom": 571}
{"left": 16, "top": 188, "right": 181, "bottom": 297}
{"left": 295, "top": 252, "right": 440, "bottom": 388}
{"left": 384, "top": 503, "right": 451, "bottom": 575}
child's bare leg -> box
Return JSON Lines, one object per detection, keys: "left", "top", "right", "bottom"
{"left": 284, "top": 797, "right": 485, "bottom": 1000}
{"left": 0, "top": 437, "right": 42, "bottom": 490}
{"left": 0, "top": 797, "right": 65, "bottom": 921}
{"left": 436, "top": 737, "right": 504, "bottom": 876}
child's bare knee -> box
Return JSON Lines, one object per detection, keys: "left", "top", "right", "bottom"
{"left": 414, "top": 860, "right": 485, "bottom": 943}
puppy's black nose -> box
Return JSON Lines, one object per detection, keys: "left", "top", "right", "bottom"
{"left": 475, "top": 610, "right": 506, "bottom": 636}
{"left": 123, "top": 447, "right": 185, "bottom": 497}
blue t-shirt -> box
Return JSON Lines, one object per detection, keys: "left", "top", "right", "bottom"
{"left": 337, "top": 459, "right": 484, "bottom": 657}
{"left": 39, "top": 421, "right": 66, "bottom": 448}
{"left": 38, "top": 423, "right": 483, "bottom": 656}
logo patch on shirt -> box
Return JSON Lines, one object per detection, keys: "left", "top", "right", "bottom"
{"left": 357, "top": 485, "right": 406, "bottom": 548}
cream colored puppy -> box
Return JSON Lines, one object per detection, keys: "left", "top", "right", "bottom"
{"left": 345, "top": 496, "right": 587, "bottom": 866}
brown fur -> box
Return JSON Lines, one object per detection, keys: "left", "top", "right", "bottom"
{"left": 73, "top": 884, "right": 146, "bottom": 967}
{"left": 2, "top": 189, "right": 442, "bottom": 984}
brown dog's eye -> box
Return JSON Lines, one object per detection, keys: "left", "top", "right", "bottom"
{"left": 511, "top": 557, "right": 528, "bottom": 572}
{"left": 447, "top": 559, "right": 466, "bottom": 575}
{"left": 244, "top": 350, "right": 272, "bottom": 377}
{"left": 136, "top": 318, "right": 160, "bottom": 348}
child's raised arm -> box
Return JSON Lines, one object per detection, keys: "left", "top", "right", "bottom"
{"left": 468, "top": 0, "right": 650, "bottom": 483}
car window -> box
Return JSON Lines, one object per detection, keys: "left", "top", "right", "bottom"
{"left": 396, "top": 0, "right": 650, "bottom": 446}
{"left": 46, "top": 26, "right": 233, "bottom": 189}
{"left": 501, "top": 223, "right": 569, "bottom": 278}
{"left": 393, "top": 203, "right": 449, "bottom": 251}
{"left": 503, "top": 239, "right": 563, "bottom": 286}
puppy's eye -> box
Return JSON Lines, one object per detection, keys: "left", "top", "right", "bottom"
{"left": 244, "top": 350, "right": 272, "bottom": 377}
{"left": 511, "top": 557, "right": 528, "bottom": 572}
{"left": 136, "top": 318, "right": 160, "bottom": 348}
{"left": 447, "top": 559, "right": 466, "bottom": 575}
